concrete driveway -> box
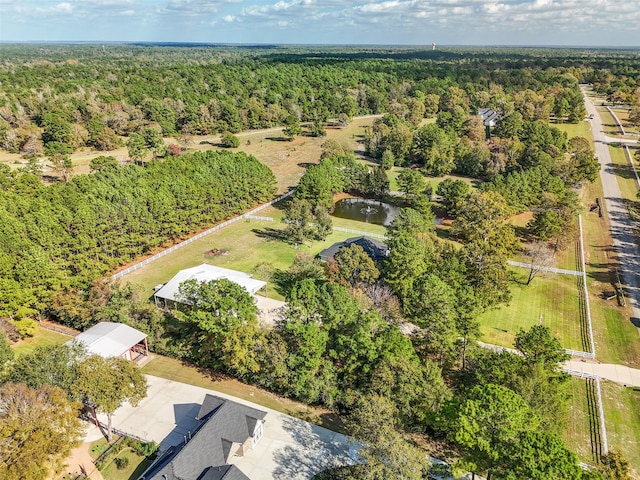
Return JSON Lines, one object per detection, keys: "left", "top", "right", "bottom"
{"left": 96, "top": 375, "right": 355, "bottom": 480}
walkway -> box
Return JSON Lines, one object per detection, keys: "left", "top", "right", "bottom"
{"left": 478, "top": 341, "right": 640, "bottom": 387}
{"left": 506, "top": 260, "right": 581, "bottom": 276}
{"left": 565, "top": 359, "right": 640, "bottom": 387}
{"left": 583, "top": 89, "right": 640, "bottom": 332}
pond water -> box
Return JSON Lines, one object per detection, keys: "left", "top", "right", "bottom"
{"left": 331, "top": 198, "right": 400, "bottom": 226}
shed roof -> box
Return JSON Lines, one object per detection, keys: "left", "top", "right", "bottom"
{"left": 154, "top": 264, "right": 267, "bottom": 302}
{"left": 68, "top": 322, "right": 146, "bottom": 359}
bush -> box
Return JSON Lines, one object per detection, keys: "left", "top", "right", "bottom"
{"left": 131, "top": 440, "right": 159, "bottom": 457}
{"left": 114, "top": 456, "right": 129, "bottom": 470}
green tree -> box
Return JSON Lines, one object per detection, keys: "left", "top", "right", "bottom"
{"left": 176, "top": 278, "right": 259, "bottom": 371}
{"left": 501, "top": 430, "right": 584, "bottom": 479}
{"left": 283, "top": 197, "right": 314, "bottom": 244}
{"left": 329, "top": 244, "right": 380, "bottom": 287}
{"left": 514, "top": 325, "right": 570, "bottom": 370}
{"left": 0, "top": 383, "right": 84, "bottom": 480}
{"left": 89, "top": 155, "right": 118, "bottom": 172}
{"left": 126, "top": 132, "right": 148, "bottom": 163}
{"left": 397, "top": 168, "right": 427, "bottom": 198}
{"left": 445, "top": 384, "right": 537, "bottom": 479}
{"left": 347, "top": 394, "right": 430, "bottom": 480}
{"left": 528, "top": 210, "right": 564, "bottom": 241}
{"left": 4, "top": 343, "right": 84, "bottom": 394}
{"left": 220, "top": 131, "right": 240, "bottom": 148}
{"left": 0, "top": 332, "right": 13, "bottom": 369}
{"left": 73, "top": 355, "right": 148, "bottom": 441}
{"left": 436, "top": 178, "right": 470, "bottom": 218}
{"left": 283, "top": 115, "right": 302, "bottom": 140}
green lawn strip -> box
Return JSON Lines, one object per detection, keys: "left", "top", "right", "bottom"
{"left": 100, "top": 447, "right": 153, "bottom": 480}
{"left": 141, "top": 355, "right": 344, "bottom": 432}
{"left": 477, "top": 269, "right": 584, "bottom": 351}
{"left": 581, "top": 176, "right": 640, "bottom": 367}
{"left": 608, "top": 144, "right": 639, "bottom": 203}
{"left": 554, "top": 120, "right": 594, "bottom": 142}
{"left": 564, "top": 377, "right": 599, "bottom": 464}
{"left": 11, "top": 327, "right": 70, "bottom": 356}
{"left": 597, "top": 108, "right": 624, "bottom": 137}
{"left": 89, "top": 437, "right": 111, "bottom": 461}
{"left": 601, "top": 381, "right": 640, "bottom": 478}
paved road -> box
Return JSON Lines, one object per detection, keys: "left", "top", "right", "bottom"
{"left": 583, "top": 89, "right": 640, "bottom": 332}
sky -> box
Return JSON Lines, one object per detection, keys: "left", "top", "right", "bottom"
{"left": 1, "top": 0, "right": 639, "bottom": 46}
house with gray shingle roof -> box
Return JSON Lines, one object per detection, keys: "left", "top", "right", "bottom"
{"left": 318, "top": 236, "right": 389, "bottom": 263}
{"left": 139, "top": 394, "right": 267, "bottom": 480}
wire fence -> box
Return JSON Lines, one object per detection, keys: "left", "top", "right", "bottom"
{"left": 578, "top": 215, "right": 596, "bottom": 357}
{"left": 111, "top": 190, "right": 295, "bottom": 281}
{"left": 565, "top": 369, "right": 609, "bottom": 456}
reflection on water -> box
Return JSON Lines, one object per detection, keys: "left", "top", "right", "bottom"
{"left": 332, "top": 198, "right": 399, "bottom": 226}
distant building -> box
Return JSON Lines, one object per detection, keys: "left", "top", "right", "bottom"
{"left": 477, "top": 108, "right": 501, "bottom": 139}
{"left": 67, "top": 322, "right": 148, "bottom": 361}
{"left": 139, "top": 394, "right": 267, "bottom": 480}
{"left": 318, "top": 236, "right": 389, "bottom": 263}
{"left": 153, "top": 264, "right": 266, "bottom": 309}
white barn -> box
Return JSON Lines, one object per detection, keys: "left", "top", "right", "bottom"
{"left": 153, "top": 264, "right": 267, "bottom": 308}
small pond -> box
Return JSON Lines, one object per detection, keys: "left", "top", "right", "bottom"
{"left": 331, "top": 198, "right": 400, "bottom": 226}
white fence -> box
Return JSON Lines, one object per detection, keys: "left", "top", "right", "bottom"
{"left": 565, "top": 369, "right": 609, "bottom": 455}
{"left": 111, "top": 189, "right": 295, "bottom": 281}
{"left": 606, "top": 106, "right": 627, "bottom": 136}
{"left": 332, "top": 227, "right": 386, "bottom": 239}
{"left": 623, "top": 144, "right": 640, "bottom": 189}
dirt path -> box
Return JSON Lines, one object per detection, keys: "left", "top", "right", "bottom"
{"left": 58, "top": 442, "right": 105, "bottom": 480}
{"left": 583, "top": 88, "right": 640, "bottom": 333}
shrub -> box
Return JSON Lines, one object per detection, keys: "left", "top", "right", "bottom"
{"left": 114, "top": 456, "right": 129, "bottom": 470}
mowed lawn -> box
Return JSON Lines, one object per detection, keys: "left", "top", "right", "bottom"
{"left": 477, "top": 269, "right": 584, "bottom": 351}
{"left": 564, "top": 377, "right": 600, "bottom": 465}
{"left": 601, "top": 381, "right": 640, "bottom": 478}
{"left": 122, "top": 204, "right": 388, "bottom": 299}
{"left": 11, "top": 328, "right": 71, "bottom": 357}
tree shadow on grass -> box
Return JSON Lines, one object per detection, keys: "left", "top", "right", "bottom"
{"left": 252, "top": 227, "right": 293, "bottom": 244}
{"left": 266, "top": 136, "right": 293, "bottom": 142}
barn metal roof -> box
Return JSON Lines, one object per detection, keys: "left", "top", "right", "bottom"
{"left": 68, "top": 322, "right": 147, "bottom": 358}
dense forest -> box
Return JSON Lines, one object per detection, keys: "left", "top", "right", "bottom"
{"left": 5, "top": 44, "right": 639, "bottom": 157}
{"left": 1, "top": 45, "right": 638, "bottom": 480}
{"left": 0, "top": 150, "right": 276, "bottom": 328}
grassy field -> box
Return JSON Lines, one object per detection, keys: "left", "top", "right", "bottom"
{"left": 597, "top": 108, "right": 623, "bottom": 137}
{"left": 477, "top": 269, "right": 585, "bottom": 351}
{"left": 11, "top": 327, "right": 71, "bottom": 356}
{"left": 610, "top": 108, "right": 640, "bottom": 136}
{"left": 0, "top": 116, "right": 379, "bottom": 193}
{"left": 564, "top": 377, "right": 601, "bottom": 465}
{"left": 121, "top": 204, "right": 386, "bottom": 299}
{"left": 601, "top": 381, "right": 640, "bottom": 478}
{"left": 554, "top": 119, "right": 594, "bottom": 142}
{"left": 141, "top": 354, "right": 344, "bottom": 432}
